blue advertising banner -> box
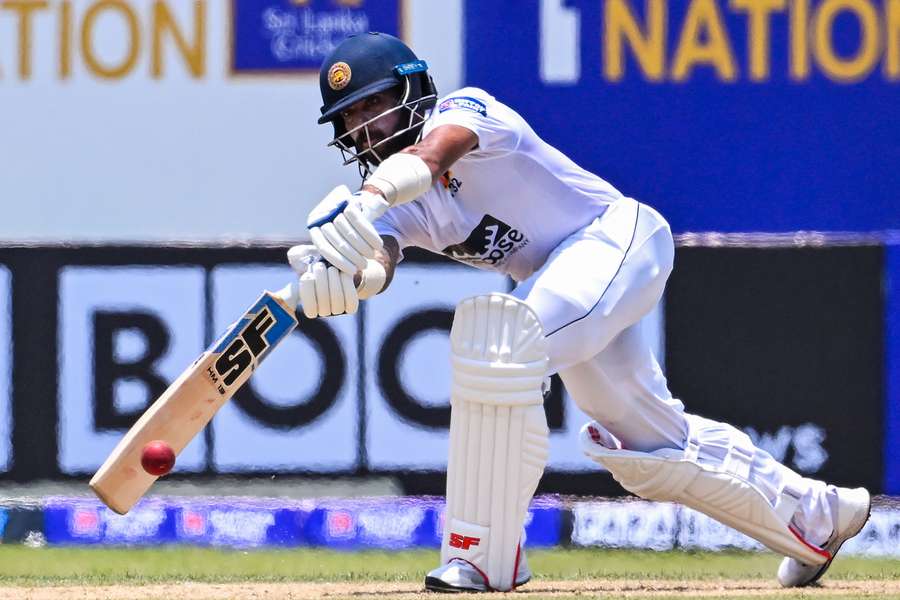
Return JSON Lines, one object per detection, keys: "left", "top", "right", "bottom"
{"left": 232, "top": 0, "right": 403, "bottom": 74}
{"left": 41, "top": 496, "right": 564, "bottom": 549}
{"left": 32, "top": 495, "right": 900, "bottom": 555}
{"left": 464, "top": 0, "right": 899, "bottom": 233}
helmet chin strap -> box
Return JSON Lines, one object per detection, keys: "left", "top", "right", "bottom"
{"left": 329, "top": 77, "right": 435, "bottom": 179}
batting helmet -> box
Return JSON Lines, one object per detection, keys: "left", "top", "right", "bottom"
{"left": 318, "top": 32, "right": 437, "bottom": 176}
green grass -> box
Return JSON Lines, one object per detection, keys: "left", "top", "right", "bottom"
{"left": 0, "top": 546, "right": 434, "bottom": 585}
{"left": 534, "top": 548, "right": 900, "bottom": 581}
{"left": 0, "top": 546, "right": 898, "bottom": 586}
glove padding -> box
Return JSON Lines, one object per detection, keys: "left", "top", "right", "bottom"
{"left": 307, "top": 185, "right": 390, "bottom": 275}
{"left": 287, "top": 245, "right": 359, "bottom": 319}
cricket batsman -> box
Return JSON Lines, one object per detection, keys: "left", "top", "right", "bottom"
{"left": 288, "top": 32, "right": 871, "bottom": 592}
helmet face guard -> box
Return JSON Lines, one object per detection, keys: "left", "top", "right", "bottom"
{"left": 317, "top": 33, "right": 437, "bottom": 179}
{"left": 328, "top": 74, "right": 436, "bottom": 178}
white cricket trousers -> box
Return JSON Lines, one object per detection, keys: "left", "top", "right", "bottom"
{"left": 511, "top": 198, "right": 834, "bottom": 546}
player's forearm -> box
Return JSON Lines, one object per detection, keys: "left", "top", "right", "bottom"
{"left": 400, "top": 124, "right": 477, "bottom": 181}
{"left": 373, "top": 235, "right": 400, "bottom": 293}
{"left": 361, "top": 125, "right": 478, "bottom": 205}
{"left": 356, "top": 235, "right": 400, "bottom": 298}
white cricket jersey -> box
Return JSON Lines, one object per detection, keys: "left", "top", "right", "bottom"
{"left": 373, "top": 87, "right": 625, "bottom": 282}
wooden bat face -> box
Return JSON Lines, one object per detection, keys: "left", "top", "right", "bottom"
{"left": 205, "top": 293, "right": 297, "bottom": 392}
{"left": 89, "top": 288, "right": 298, "bottom": 514}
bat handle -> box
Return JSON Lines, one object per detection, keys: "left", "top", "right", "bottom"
{"left": 281, "top": 243, "right": 325, "bottom": 312}
{"left": 274, "top": 279, "right": 302, "bottom": 311}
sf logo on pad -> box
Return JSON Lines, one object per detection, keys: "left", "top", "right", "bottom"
{"left": 449, "top": 533, "right": 481, "bottom": 550}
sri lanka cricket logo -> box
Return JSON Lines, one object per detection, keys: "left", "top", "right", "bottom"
{"left": 328, "top": 62, "right": 352, "bottom": 90}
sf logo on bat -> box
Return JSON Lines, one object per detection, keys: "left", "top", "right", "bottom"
{"left": 206, "top": 307, "right": 277, "bottom": 394}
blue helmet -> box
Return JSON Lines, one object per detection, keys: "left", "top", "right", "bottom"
{"left": 318, "top": 32, "right": 437, "bottom": 175}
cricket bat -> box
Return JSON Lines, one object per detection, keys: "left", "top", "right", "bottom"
{"left": 89, "top": 282, "right": 300, "bottom": 514}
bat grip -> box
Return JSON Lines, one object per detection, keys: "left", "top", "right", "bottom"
{"left": 274, "top": 280, "right": 301, "bottom": 310}
{"left": 277, "top": 246, "right": 325, "bottom": 310}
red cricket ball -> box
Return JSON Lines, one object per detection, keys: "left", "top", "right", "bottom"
{"left": 141, "top": 440, "right": 176, "bottom": 476}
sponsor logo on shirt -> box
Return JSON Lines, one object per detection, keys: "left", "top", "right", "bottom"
{"left": 438, "top": 96, "right": 487, "bottom": 116}
{"left": 440, "top": 171, "right": 463, "bottom": 197}
{"left": 442, "top": 215, "right": 529, "bottom": 268}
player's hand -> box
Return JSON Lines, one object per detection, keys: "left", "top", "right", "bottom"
{"left": 307, "top": 184, "right": 390, "bottom": 275}
{"left": 287, "top": 244, "right": 359, "bottom": 319}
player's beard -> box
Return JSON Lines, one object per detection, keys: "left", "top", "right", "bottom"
{"left": 358, "top": 133, "right": 408, "bottom": 166}
{"left": 332, "top": 101, "right": 430, "bottom": 176}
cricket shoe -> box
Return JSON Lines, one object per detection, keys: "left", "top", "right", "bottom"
{"left": 424, "top": 552, "right": 531, "bottom": 593}
{"left": 777, "top": 486, "right": 871, "bottom": 587}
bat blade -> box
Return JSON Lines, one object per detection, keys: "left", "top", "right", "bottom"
{"left": 89, "top": 289, "right": 298, "bottom": 514}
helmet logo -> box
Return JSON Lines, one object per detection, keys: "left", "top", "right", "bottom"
{"left": 327, "top": 62, "right": 352, "bottom": 91}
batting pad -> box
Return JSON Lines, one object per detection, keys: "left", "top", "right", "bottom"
{"left": 442, "top": 293, "right": 550, "bottom": 591}
{"left": 580, "top": 420, "right": 831, "bottom": 566}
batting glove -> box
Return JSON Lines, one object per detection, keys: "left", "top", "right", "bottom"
{"left": 307, "top": 184, "right": 389, "bottom": 275}
{"left": 287, "top": 244, "right": 359, "bottom": 319}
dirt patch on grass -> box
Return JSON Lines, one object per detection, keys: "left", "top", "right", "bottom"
{"left": 3, "top": 579, "right": 899, "bottom": 600}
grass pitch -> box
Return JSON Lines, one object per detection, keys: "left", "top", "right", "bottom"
{"left": 0, "top": 546, "right": 899, "bottom": 599}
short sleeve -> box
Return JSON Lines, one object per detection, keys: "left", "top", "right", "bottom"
{"left": 424, "top": 88, "right": 523, "bottom": 159}
{"left": 373, "top": 211, "right": 407, "bottom": 249}
{"left": 372, "top": 201, "right": 434, "bottom": 258}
